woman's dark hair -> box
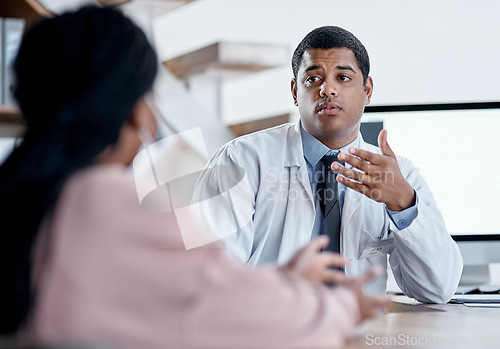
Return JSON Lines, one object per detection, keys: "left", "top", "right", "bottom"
{"left": 291, "top": 26, "right": 370, "bottom": 84}
{"left": 0, "top": 6, "right": 157, "bottom": 333}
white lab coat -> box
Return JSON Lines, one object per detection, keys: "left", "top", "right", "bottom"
{"left": 195, "top": 122, "right": 463, "bottom": 303}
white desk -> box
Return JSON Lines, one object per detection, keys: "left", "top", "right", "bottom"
{"left": 344, "top": 295, "right": 500, "bottom": 348}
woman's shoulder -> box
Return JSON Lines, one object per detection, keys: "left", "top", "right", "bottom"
{"left": 56, "top": 165, "right": 215, "bottom": 251}
{"left": 61, "top": 165, "right": 140, "bottom": 211}
{"left": 68, "top": 164, "right": 134, "bottom": 194}
{"left": 55, "top": 165, "right": 179, "bottom": 244}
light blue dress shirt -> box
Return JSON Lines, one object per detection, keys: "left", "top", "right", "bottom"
{"left": 300, "top": 125, "right": 418, "bottom": 238}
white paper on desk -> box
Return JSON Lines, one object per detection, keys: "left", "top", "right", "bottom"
{"left": 451, "top": 294, "right": 500, "bottom": 304}
{"left": 464, "top": 303, "right": 500, "bottom": 308}
{"left": 390, "top": 295, "right": 422, "bottom": 305}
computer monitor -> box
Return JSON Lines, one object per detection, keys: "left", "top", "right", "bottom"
{"left": 362, "top": 102, "right": 500, "bottom": 290}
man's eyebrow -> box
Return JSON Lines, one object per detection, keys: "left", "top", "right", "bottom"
{"left": 302, "top": 65, "right": 357, "bottom": 74}
{"left": 303, "top": 65, "right": 321, "bottom": 74}
{"left": 336, "top": 65, "right": 357, "bottom": 73}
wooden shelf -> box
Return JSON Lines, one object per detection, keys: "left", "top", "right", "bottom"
{"left": 0, "top": 106, "right": 20, "bottom": 116}
{"left": 0, "top": 106, "right": 24, "bottom": 138}
{"left": 98, "top": 0, "right": 132, "bottom": 7}
{"left": 228, "top": 114, "right": 290, "bottom": 137}
{"left": 112, "top": 0, "right": 198, "bottom": 18}
{"left": 0, "top": 0, "right": 52, "bottom": 26}
{"left": 164, "top": 41, "right": 289, "bottom": 78}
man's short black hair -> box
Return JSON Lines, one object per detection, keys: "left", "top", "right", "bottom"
{"left": 292, "top": 26, "right": 370, "bottom": 84}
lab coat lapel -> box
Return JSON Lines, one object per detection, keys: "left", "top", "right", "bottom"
{"left": 277, "top": 122, "right": 315, "bottom": 264}
{"left": 341, "top": 187, "right": 364, "bottom": 259}
{"left": 284, "top": 121, "right": 314, "bottom": 202}
{"left": 340, "top": 137, "right": 374, "bottom": 258}
{"left": 341, "top": 137, "right": 372, "bottom": 231}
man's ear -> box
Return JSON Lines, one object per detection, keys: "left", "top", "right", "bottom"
{"left": 365, "top": 76, "right": 373, "bottom": 105}
{"left": 291, "top": 78, "right": 298, "bottom": 106}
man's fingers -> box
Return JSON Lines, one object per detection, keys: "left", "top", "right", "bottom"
{"left": 344, "top": 147, "right": 380, "bottom": 164}
{"left": 378, "top": 129, "right": 396, "bottom": 158}
{"left": 341, "top": 130, "right": 397, "bottom": 165}
{"left": 334, "top": 165, "right": 367, "bottom": 184}
{"left": 336, "top": 153, "right": 371, "bottom": 173}
{"left": 337, "top": 175, "right": 369, "bottom": 196}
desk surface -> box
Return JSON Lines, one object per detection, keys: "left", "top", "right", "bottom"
{"left": 344, "top": 295, "right": 500, "bottom": 348}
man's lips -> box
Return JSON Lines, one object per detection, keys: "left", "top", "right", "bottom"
{"left": 317, "top": 102, "right": 342, "bottom": 115}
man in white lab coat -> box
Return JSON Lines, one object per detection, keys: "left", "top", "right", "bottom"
{"left": 194, "top": 26, "right": 462, "bottom": 303}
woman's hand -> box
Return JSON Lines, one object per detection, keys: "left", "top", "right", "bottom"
{"left": 284, "top": 236, "right": 352, "bottom": 286}
{"left": 285, "top": 237, "right": 390, "bottom": 321}
{"left": 343, "top": 266, "right": 390, "bottom": 321}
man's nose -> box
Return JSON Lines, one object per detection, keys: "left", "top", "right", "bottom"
{"left": 319, "top": 79, "right": 338, "bottom": 98}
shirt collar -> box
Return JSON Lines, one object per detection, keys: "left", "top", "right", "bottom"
{"left": 300, "top": 123, "right": 361, "bottom": 168}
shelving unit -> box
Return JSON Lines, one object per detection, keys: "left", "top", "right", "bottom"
{"left": 163, "top": 41, "right": 290, "bottom": 136}
{"left": 164, "top": 41, "right": 288, "bottom": 79}
{"left": 0, "top": 0, "right": 51, "bottom": 136}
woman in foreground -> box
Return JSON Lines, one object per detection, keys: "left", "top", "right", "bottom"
{"left": 0, "top": 6, "right": 386, "bottom": 349}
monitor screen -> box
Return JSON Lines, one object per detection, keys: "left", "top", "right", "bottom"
{"left": 362, "top": 103, "right": 500, "bottom": 238}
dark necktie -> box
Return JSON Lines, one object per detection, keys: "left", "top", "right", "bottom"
{"left": 319, "top": 154, "right": 344, "bottom": 253}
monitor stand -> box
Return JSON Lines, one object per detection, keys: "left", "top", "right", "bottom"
{"left": 456, "top": 265, "right": 500, "bottom": 294}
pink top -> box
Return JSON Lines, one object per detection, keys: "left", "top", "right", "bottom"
{"left": 29, "top": 165, "right": 360, "bottom": 349}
